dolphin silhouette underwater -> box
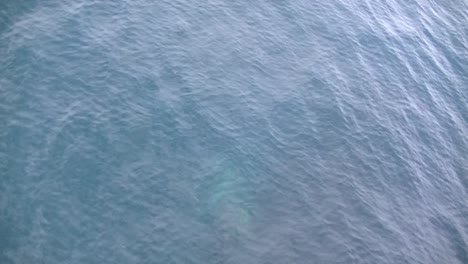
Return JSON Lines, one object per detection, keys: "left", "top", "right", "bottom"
{"left": 197, "top": 155, "right": 254, "bottom": 245}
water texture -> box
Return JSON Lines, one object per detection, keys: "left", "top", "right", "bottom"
{"left": 1, "top": 0, "right": 467, "bottom": 263}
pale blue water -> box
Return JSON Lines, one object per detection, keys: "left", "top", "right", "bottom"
{"left": 1, "top": 1, "right": 467, "bottom": 263}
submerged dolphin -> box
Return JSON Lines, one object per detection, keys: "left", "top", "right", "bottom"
{"left": 198, "top": 156, "right": 253, "bottom": 244}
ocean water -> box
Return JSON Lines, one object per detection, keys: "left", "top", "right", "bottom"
{"left": 1, "top": 0, "right": 467, "bottom": 263}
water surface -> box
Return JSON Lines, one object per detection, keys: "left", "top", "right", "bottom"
{"left": 1, "top": 1, "right": 467, "bottom": 263}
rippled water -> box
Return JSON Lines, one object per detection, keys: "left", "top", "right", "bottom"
{"left": 1, "top": 1, "right": 467, "bottom": 263}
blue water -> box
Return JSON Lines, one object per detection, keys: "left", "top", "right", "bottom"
{"left": 1, "top": 1, "right": 467, "bottom": 263}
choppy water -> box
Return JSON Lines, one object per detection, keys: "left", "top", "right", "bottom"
{"left": 1, "top": 1, "right": 467, "bottom": 263}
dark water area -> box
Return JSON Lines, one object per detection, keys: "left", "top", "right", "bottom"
{"left": 1, "top": 1, "right": 467, "bottom": 263}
